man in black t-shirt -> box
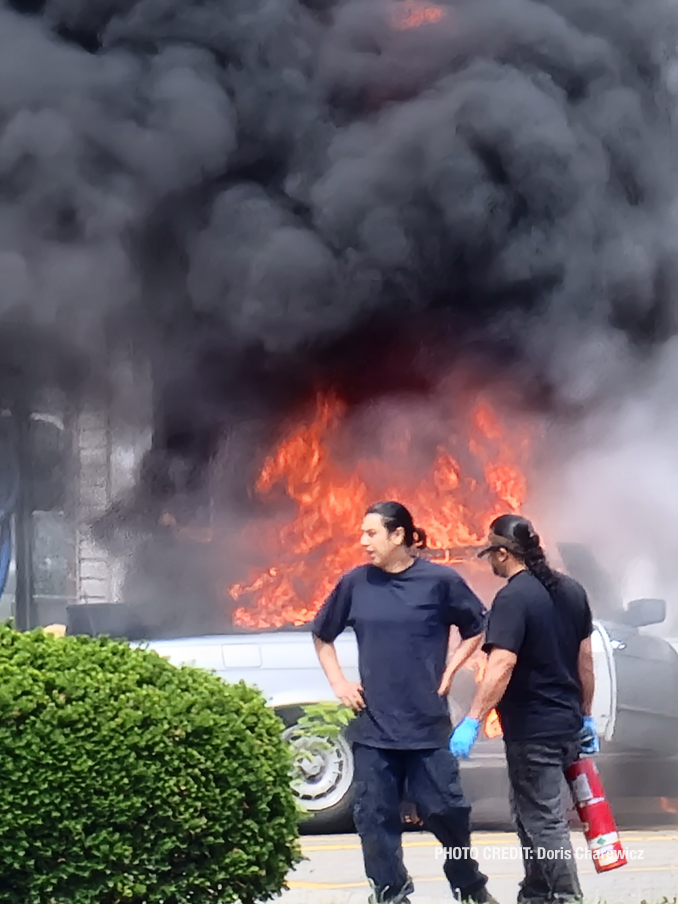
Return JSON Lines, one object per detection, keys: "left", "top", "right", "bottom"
{"left": 312, "top": 501, "right": 498, "bottom": 904}
{"left": 450, "top": 514, "right": 597, "bottom": 904}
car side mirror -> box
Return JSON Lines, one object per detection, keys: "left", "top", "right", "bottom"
{"left": 620, "top": 598, "right": 666, "bottom": 628}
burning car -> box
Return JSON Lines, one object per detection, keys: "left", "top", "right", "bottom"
{"left": 73, "top": 391, "right": 677, "bottom": 830}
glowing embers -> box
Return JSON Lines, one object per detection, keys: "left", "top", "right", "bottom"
{"left": 483, "top": 709, "right": 503, "bottom": 739}
{"left": 228, "top": 388, "right": 530, "bottom": 630}
{"left": 390, "top": 0, "right": 447, "bottom": 30}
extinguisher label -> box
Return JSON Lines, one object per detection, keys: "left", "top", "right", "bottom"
{"left": 590, "top": 832, "right": 619, "bottom": 849}
{"left": 570, "top": 773, "right": 594, "bottom": 802}
{"left": 594, "top": 844, "right": 627, "bottom": 869}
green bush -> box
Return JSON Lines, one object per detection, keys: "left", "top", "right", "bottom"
{"left": 0, "top": 625, "right": 301, "bottom": 904}
{"left": 295, "top": 703, "right": 355, "bottom": 746}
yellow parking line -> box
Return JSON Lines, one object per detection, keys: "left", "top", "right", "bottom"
{"left": 301, "top": 833, "right": 678, "bottom": 853}
{"left": 288, "top": 863, "right": 678, "bottom": 890}
{"left": 302, "top": 840, "right": 437, "bottom": 852}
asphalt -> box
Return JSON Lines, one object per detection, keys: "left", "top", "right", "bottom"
{"left": 278, "top": 830, "right": 678, "bottom": 904}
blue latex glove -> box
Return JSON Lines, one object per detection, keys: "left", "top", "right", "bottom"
{"left": 449, "top": 717, "right": 480, "bottom": 759}
{"left": 579, "top": 715, "right": 600, "bottom": 755}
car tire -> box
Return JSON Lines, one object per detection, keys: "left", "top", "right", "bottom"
{"left": 277, "top": 706, "right": 356, "bottom": 834}
{"left": 299, "top": 772, "right": 356, "bottom": 834}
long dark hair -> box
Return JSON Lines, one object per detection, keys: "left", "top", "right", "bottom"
{"left": 490, "top": 514, "right": 561, "bottom": 595}
{"left": 366, "top": 501, "right": 428, "bottom": 549}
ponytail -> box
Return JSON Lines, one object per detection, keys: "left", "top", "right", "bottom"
{"left": 412, "top": 527, "right": 428, "bottom": 550}
{"left": 366, "top": 501, "right": 427, "bottom": 549}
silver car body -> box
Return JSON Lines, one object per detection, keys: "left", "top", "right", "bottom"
{"left": 141, "top": 622, "right": 616, "bottom": 735}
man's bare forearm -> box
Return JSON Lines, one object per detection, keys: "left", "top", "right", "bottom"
{"left": 578, "top": 637, "right": 595, "bottom": 716}
{"left": 438, "top": 632, "right": 485, "bottom": 695}
{"left": 313, "top": 635, "right": 365, "bottom": 711}
{"left": 447, "top": 633, "right": 484, "bottom": 675}
{"left": 313, "top": 635, "right": 346, "bottom": 690}
{"left": 467, "top": 649, "right": 517, "bottom": 721}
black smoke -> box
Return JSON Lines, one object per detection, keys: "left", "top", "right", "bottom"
{"left": 2, "top": 0, "right": 678, "bottom": 531}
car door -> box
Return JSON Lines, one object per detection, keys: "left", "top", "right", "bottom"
{"left": 599, "top": 618, "right": 678, "bottom": 754}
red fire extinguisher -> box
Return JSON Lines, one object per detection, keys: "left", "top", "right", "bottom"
{"left": 565, "top": 757, "right": 627, "bottom": 873}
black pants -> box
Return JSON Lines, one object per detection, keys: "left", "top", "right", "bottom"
{"left": 505, "top": 739, "right": 583, "bottom": 904}
{"left": 352, "top": 743, "right": 488, "bottom": 901}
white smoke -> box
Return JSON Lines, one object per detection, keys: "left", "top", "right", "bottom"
{"left": 531, "top": 337, "right": 678, "bottom": 633}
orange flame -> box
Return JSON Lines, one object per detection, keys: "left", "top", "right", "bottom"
{"left": 483, "top": 709, "right": 503, "bottom": 739}
{"left": 228, "top": 390, "right": 530, "bottom": 629}
{"left": 660, "top": 797, "right": 678, "bottom": 815}
{"left": 461, "top": 650, "right": 503, "bottom": 739}
{"left": 390, "top": 0, "right": 447, "bottom": 30}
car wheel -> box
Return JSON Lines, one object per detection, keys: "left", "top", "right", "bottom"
{"left": 282, "top": 719, "right": 356, "bottom": 834}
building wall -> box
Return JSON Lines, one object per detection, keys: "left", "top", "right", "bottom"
{"left": 0, "top": 363, "right": 153, "bottom": 628}
{"left": 73, "top": 364, "right": 153, "bottom": 608}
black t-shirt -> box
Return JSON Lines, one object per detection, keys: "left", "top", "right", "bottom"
{"left": 311, "top": 558, "right": 487, "bottom": 749}
{"left": 483, "top": 570, "right": 593, "bottom": 742}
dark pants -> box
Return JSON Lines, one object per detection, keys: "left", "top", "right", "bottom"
{"left": 352, "top": 743, "right": 488, "bottom": 902}
{"left": 505, "top": 739, "right": 583, "bottom": 904}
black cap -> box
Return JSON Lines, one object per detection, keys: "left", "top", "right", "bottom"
{"left": 477, "top": 531, "right": 524, "bottom": 558}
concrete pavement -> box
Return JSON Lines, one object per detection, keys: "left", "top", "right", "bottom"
{"left": 278, "top": 830, "right": 678, "bottom": 904}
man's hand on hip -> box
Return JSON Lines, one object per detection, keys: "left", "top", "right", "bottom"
{"left": 437, "top": 663, "right": 457, "bottom": 696}
{"left": 332, "top": 678, "right": 365, "bottom": 712}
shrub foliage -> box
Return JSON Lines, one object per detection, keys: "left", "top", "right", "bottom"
{"left": 0, "top": 625, "right": 301, "bottom": 904}
{"left": 295, "top": 703, "right": 355, "bottom": 744}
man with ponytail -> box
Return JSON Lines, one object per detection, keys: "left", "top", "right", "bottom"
{"left": 312, "top": 501, "right": 497, "bottom": 904}
{"left": 450, "top": 514, "right": 597, "bottom": 904}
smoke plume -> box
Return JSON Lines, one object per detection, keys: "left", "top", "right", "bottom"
{"left": 531, "top": 340, "right": 678, "bottom": 633}
{"left": 2, "top": 0, "right": 678, "bottom": 614}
